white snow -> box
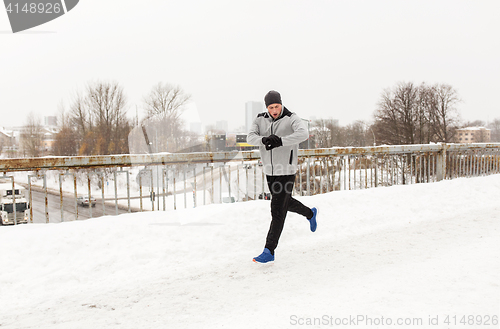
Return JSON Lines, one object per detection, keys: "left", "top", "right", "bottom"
{"left": 458, "top": 127, "right": 490, "bottom": 131}
{"left": 1, "top": 175, "right": 499, "bottom": 329}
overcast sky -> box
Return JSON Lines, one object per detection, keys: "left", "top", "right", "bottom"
{"left": 1, "top": 0, "right": 499, "bottom": 132}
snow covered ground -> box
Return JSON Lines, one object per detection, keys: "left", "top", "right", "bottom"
{"left": 1, "top": 175, "right": 499, "bottom": 329}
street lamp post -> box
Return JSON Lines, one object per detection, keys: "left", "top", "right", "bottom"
{"left": 302, "top": 119, "right": 311, "bottom": 149}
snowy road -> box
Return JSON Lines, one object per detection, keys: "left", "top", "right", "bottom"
{"left": 29, "top": 189, "right": 132, "bottom": 223}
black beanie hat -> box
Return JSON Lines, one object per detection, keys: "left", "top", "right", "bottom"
{"left": 264, "top": 90, "right": 282, "bottom": 108}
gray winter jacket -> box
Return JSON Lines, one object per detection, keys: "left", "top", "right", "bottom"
{"left": 247, "top": 107, "right": 309, "bottom": 176}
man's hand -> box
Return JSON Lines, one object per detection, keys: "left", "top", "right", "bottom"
{"left": 262, "top": 134, "right": 282, "bottom": 150}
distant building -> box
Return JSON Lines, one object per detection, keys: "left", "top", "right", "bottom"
{"left": 455, "top": 127, "right": 491, "bottom": 143}
{"left": 236, "top": 134, "right": 247, "bottom": 144}
{"left": 234, "top": 133, "right": 257, "bottom": 150}
{"left": 245, "top": 101, "right": 264, "bottom": 133}
{"left": 0, "top": 127, "right": 17, "bottom": 157}
{"left": 41, "top": 126, "right": 59, "bottom": 153}
{"left": 0, "top": 129, "right": 13, "bottom": 149}
{"left": 207, "top": 134, "right": 226, "bottom": 152}
{"left": 215, "top": 120, "right": 228, "bottom": 133}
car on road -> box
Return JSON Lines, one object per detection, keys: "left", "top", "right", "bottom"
{"left": 77, "top": 196, "right": 97, "bottom": 207}
{"left": 0, "top": 181, "right": 29, "bottom": 225}
{"left": 258, "top": 192, "right": 271, "bottom": 200}
{"left": 221, "top": 193, "right": 236, "bottom": 203}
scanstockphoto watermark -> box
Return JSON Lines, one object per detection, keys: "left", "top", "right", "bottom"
{"left": 3, "top": 0, "right": 79, "bottom": 33}
{"left": 290, "top": 315, "right": 424, "bottom": 327}
{"left": 289, "top": 314, "right": 499, "bottom": 327}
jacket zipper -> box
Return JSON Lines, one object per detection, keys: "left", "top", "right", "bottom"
{"left": 270, "top": 122, "right": 274, "bottom": 176}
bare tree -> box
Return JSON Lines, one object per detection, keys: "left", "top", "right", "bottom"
{"left": 429, "top": 84, "right": 461, "bottom": 142}
{"left": 20, "top": 112, "right": 43, "bottom": 157}
{"left": 373, "top": 81, "right": 461, "bottom": 145}
{"left": 463, "top": 120, "right": 486, "bottom": 127}
{"left": 0, "top": 133, "right": 6, "bottom": 155}
{"left": 56, "top": 81, "right": 132, "bottom": 156}
{"left": 86, "top": 81, "right": 129, "bottom": 154}
{"left": 53, "top": 127, "right": 78, "bottom": 156}
{"left": 311, "top": 119, "right": 332, "bottom": 148}
{"left": 52, "top": 80, "right": 156, "bottom": 156}
{"left": 53, "top": 104, "right": 78, "bottom": 156}
{"left": 344, "top": 121, "right": 368, "bottom": 147}
{"left": 0, "top": 129, "right": 7, "bottom": 154}
{"left": 415, "top": 83, "right": 434, "bottom": 143}
{"left": 311, "top": 119, "right": 348, "bottom": 147}
{"left": 142, "top": 82, "right": 191, "bottom": 152}
{"left": 488, "top": 118, "right": 500, "bottom": 142}
{"left": 374, "top": 82, "right": 420, "bottom": 145}
{"left": 143, "top": 82, "right": 191, "bottom": 121}
{"left": 326, "top": 120, "right": 346, "bottom": 146}
{"left": 70, "top": 92, "right": 89, "bottom": 138}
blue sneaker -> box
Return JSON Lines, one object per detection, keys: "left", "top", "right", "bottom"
{"left": 309, "top": 207, "right": 318, "bottom": 232}
{"left": 253, "top": 248, "right": 274, "bottom": 263}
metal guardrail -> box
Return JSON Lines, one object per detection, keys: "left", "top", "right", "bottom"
{"left": 0, "top": 143, "right": 499, "bottom": 224}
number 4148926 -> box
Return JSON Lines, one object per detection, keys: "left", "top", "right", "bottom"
{"left": 5, "top": 2, "right": 62, "bottom": 14}
{"left": 444, "top": 315, "right": 498, "bottom": 326}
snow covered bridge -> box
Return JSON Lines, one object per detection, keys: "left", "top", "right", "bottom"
{"left": 0, "top": 143, "right": 499, "bottom": 223}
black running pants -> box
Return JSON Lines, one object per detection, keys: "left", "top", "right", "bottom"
{"left": 264, "top": 174, "right": 313, "bottom": 253}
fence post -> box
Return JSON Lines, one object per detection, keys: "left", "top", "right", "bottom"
{"left": 436, "top": 143, "right": 447, "bottom": 181}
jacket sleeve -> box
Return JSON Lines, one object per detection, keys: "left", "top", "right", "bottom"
{"left": 247, "top": 117, "right": 263, "bottom": 146}
{"left": 281, "top": 114, "right": 309, "bottom": 146}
